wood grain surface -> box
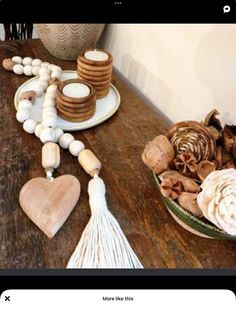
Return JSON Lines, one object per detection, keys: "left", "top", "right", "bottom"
{"left": 1, "top": 39, "right": 236, "bottom": 268}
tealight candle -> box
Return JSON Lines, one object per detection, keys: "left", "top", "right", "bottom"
{"left": 84, "top": 50, "right": 109, "bottom": 62}
{"left": 63, "top": 83, "right": 90, "bottom": 98}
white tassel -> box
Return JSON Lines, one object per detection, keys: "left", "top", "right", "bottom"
{"left": 67, "top": 174, "right": 143, "bottom": 268}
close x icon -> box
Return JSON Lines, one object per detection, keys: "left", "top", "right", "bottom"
{"left": 4, "top": 296, "right": 10, "bottom": 301}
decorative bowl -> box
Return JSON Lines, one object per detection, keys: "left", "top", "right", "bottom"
{"left": 153, "top": 172, "right": 236, "bottom": 240}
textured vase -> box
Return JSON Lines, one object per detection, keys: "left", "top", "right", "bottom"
{"left": 34, "top": 24, "right": 105, "bottom": 61}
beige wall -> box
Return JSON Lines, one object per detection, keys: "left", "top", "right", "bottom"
{"left": 101, "top": 24, "right": 236, "bottom": 124}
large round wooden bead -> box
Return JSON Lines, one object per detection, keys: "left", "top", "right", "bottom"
{"left": 23, "top": 65, "right": 33, "bottom": 76}
{"left": 78, "top": 149, "right": 101, "bottom": 177}
{"left": 12, "top": 56, "right": 22, "bottom": 64}
{"left": 59, "top": 133, "right": 74, "bottom": 149}
{"left": 32, "top": 59, "right": 42, "bottom": 67}
{"left": 40, "top": 127, "right": 56, "bottom": 143}
{"left": 54, "top": 127, "right": 64, "bottom": 141}
{"left": 40, "top": 73, "right": 50, "bottom": 81}
{"left": 69, "top": 140, "right": 85, "bottom": 157}
{"left": 13, "top": 64, "right": 24, "bottom": 75}
{"left": 18, "top": 99, "right": 33, "bottom": 110}
{"left": 22, "top": 57, "right": 33, "bottom": 66}
{"left": 43, "top": 99, "right": 55, "bottom": 108}
{"left": 47, "top": 84, "right": 57, "bottom": 93}
{"left": 32, "top": 66, "right": 40, "bottom": 76}
{"left": 23, "top": 119, "right": 38, "bottom": 134}
{"left": 2, "top": 58, "right": 15, "bottom": 71}
{"left": 39, "top": 67, "right": 49, "bottom": 76}
{"left": 35, "top": 123, "right": 44, "bottom": 138}
{"left": 16, "top": 109, "right": 31, "bottom": 123}
{"left": 34, "top": 85, "right": 44, "bottom": 97}
{"left": 42, "top": 116, "right": 57, "bottom": 128}
{"left": 38, "top": 79, "right": 48, "bottom": 91}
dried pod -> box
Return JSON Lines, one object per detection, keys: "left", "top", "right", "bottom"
{"left": 174, "top": 152, "right": 198, "bottom": 176}
{"left": 196, "top": 160, "right": 216, "bottom": 181}
{"left": 20, "top": 90, "right": 37, "bottom": 104}
{"left": 160, "top": 170, "right": 200, "bottom": 193}
{"left": 178, "top": 192, "right": 203, "bottom": 217}
{"left": 160, "top": 178, "right": 184, "bottom": 199}
{"left": 222, "top": 161, "right": 236, "bottom": 169}
{"left": 167, "top": 120, "right": 216, "bottom": 163}
{"left": 207, "top": 126, "right": 221, "bottom": 141}
{"left": 203, "top": 109, "right": 222, "bottom": 131}
{"left": 2, "top": 58, "right": 16, "bottom": 71}
{"left": 142, "top": 135, "right": 175, "bottom": 174}
{"left": 215, "top": 146, "right": 222, "bottom": 170}
{"left": 223, "top": 124, "right": 236, "bottom": 154}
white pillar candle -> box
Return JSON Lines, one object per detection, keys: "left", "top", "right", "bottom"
{"left": 63, "top": 83, "right": 90, "bottom": 98}
{"left": 84, "top": 50, "right": 109, "bottom": 62}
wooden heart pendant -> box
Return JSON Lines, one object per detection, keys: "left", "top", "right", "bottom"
{"left": 19, "top": 175, "right": 81, "bottom": 238}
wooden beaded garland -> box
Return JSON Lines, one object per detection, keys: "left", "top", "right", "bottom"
{"left": 2, "top": 55, "right": 143, "bottom": 269}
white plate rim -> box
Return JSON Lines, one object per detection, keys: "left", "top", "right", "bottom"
{"left": 14, "top": 70, "right": 121, "bottom": 131}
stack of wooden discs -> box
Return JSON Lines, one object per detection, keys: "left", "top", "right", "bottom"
{"left": 56, "top": 79, "right": 96, "bottom": 122}
{"left": 77, "top": 49, "right": 113, "bottom": 99}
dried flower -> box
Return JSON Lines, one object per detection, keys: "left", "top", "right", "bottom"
{"left": 160, "top": 178, "right": 184, "bottom": 199}
{"left": 142, "top": 135, "right": 175, "bottom": 174}
{"left": 197, "top": 169, "right": 236, "bottom": 235}
{"left": 222, "top": 161, "right": 235, "bottom": 169}
{"left": 167, "top": 121, "right": 216, "bottom": 163}
{"left": 203, "top": 109, "right": 222, "bottom": 131}
{"left": 174, "top": 152, "right": 198, "bottom": 176}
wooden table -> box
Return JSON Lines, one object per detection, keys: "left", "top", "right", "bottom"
{"left": 1, "top": 39, "right": 236, "bottom": 269}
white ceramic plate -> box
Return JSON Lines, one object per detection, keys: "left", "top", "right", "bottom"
{"left": 14, "top": 70, "right": 121, "bottom": 131}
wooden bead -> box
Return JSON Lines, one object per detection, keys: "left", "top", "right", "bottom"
{"left": 42, "top": 142, "right": 60, "bottom": 170}
{"left": 40, "top": 128, "right": 56, "bottom": 143}
{"left": 40, "top": 73, "right": 50, "bottom": 81}
{"left": 69, "top": 140, "right": 85, "bottom": 156}
{"left": 42, "top": 116, "right": 57, "bottom": 128}
{"left": 47, "top": 84, "right": 57, "bottom": 93}
{"left": 2, "top": 58, "right": 16, "bottom": 71}
{"left": 43, "top": 99, "right": 55, "bottom": 108}
{"left": 23, "top": 65, "right": 32, "bottom": 76}
{"left": 32, "top": 59, "right": 42, "bottom": 67}
{"left": 32, "top": 66, "right": 40, "bottom": 76}
{"left": 51, "top": 70, "right": 61, "bottom": 79}
{"left": 59, "top": 133, "right": 74, "bottom": 149}
{"left": 35, "top": 123, "right": 44, "bottom": 138}
{"left": 39, "top": 67, "right": 49, "bottom": 76}
{"left": 34, "top": 85, "right": 44, "bottom": 97}
{"left": 16, "top": 109, "right": 31, "bottom": 123}
{"left": 13, "top": 64, "right": 24, "bottom": 75}
{"left": 12, "top": 56, "right": 22, "bottom": 64}
{"left": 38, "top": 79, "right": 48, "bottom": 90}
{"left": 18, "top": 99, "right": 33, "bottom": 110}
{"left": 41, "top": 62, "right": 50, "bottom": 68}
{"left": 54, "top": 127, "right": 64, "bottom": 141}
{"left": 23, "top": 119, "right": 38, "bottom": 134}
{"left": 78, "top": 149, "right": 101, "bottom": 177}
{"left": 22, "top": 57, "right": 33, "bottom": 66}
